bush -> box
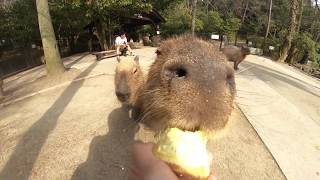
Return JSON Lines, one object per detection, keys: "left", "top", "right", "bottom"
{"left": 295, "top": 33, "right": 316, "bottom": 64}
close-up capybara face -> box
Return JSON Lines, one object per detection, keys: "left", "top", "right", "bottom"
{"left": 136, "top": 36, "right": 236, "bottom": 133}
{"left": 114, "top": 56, "right": 144, "bottom": 106}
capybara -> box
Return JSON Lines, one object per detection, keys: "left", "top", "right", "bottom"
{"left": 134, "top": 36, "right": 236, "bottom": 134}
{"left": 115, "top": 56, "right": 144, "bottom": 107}
{"left": 221, "top": 45, "right": 250, "bottom": 70}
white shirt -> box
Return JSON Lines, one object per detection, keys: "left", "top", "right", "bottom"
{"left": 115, "top": 36, "right": 127, "bottom": 45}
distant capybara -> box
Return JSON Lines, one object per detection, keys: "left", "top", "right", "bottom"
{"left": 114, "top": 56, "right": 144, "bottom": 107}
{"left": 134, "top": 36, "right": 236, "bottom": 134}
{"left": 221, "top": 45, "right": 250, "bottom": 70}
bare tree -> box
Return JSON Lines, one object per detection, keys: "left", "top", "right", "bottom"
{"left": 263, "top": 0, "right": 273, "bottom": 49}
{"left": 235, "top": 0, "right": 249, "bottom": 45}
{"left": 36, "top": 0, "right": 65, "bottom": 76}
{"left": 191, "top": 0, "right": 198, "bottom": 36}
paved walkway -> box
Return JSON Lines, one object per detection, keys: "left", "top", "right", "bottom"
{"left": 0, "top": 48, "right": 284, "bottom": 180}
{"left": 236, "top": 56, "right": 320, "bottom": 180}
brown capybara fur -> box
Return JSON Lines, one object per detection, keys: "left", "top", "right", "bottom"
{"left": 114, "top": 56, "right": 144, "bottom": 107}
{"left": 134, "top": 36, "right": 236, "bottom": 134}
{"left": 221, "top": 45, "right": 250, "bottom": 70}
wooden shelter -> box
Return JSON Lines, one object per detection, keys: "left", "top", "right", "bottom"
{"left": 84, "top": 9, "right": 165, "bottom": 50}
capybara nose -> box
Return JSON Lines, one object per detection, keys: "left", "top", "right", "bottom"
{"left": 116, "top": 91, "right": 130, "bottom": 102}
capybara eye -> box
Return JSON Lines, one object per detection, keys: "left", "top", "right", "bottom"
{"left": 133, "top": 67, "right": 138, "bottom": 74}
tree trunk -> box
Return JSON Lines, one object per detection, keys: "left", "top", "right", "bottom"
{"left": 235, "top": 0, "right": 249, "bottom": 45}
{"left": 263, "top": 0, "right": 273, "bottom": 49}
{"left": 68, "top": 36, "right": 75, "bottom": 53}
{"left": 108, "top": 15, "right": 112, "bottom": 48}
{"left": 191, "top": 0, "right": 198, "bottom": 36}
{"left": 278, "top": 0, "right": 299, "bottom": 62}
{"left": 0, "top": 66, "right": 4, "bottom": 97}
{"left": 285, "top": 42, "right": 298, "bottom": 64}
{"left": 296, "top": 0, "right": 304, "bottom": 33}
{"left": 0, "top": 79, "right": 3, "bottom": 98}
{"left": 285, "top": 0, "right": 303, "bottom": 64}
{"left": 95, "top": 20, "right": 108, "bottom": 51}
{"left": 36, "top": 0, "right": 65, "bottom": 76}
{"left": 219, "top": 34, "right": 223, "bottom": 50}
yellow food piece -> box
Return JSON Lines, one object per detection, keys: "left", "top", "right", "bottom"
{"left": 153, "top": 128, "right": 212, "bottom": 179}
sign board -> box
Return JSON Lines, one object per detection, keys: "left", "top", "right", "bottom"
{"left": 211, "top": 34, "right": 219, "bottom": 40}
{"left": 269, "top": 46, "right": 275, "bottom": 50}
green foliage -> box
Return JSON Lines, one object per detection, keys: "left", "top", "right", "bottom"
{"left": 295, "top": 33, "right": 317, "bottom": 63}
{"left": 139, "top": 25, "right": 154, "bottom": 36}
{"left": 0, "top": 0, "right": 39, "bottom": 48}
{"left": 202, "top": 11, "right": 223, "bottom": 33}
{"left": 162, "top": 2, "right": 203, "bottom": 35}
{"left": 1, "top": 0, "right": 320, "bottom": 68}
{"left": 0, "top": 0, "right": 153, "bottom": 50}
{"left": 223, "top": 14, "right": 241, "bottom": 40}
{"left": 153, "top": 0, "right": 184, "bottom": 12}
{"left": 83, "top": 0, "right": 152, "bottom": 19}
{"left": 161, "top": 2, "right": 193, "bottom": 35}
{"left": 200, "top": 10, "right": 240, "bottom": 40}
{"left": 50, "top": 1, "right": 89, "bottom": 39}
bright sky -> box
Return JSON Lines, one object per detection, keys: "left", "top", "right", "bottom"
{"left": 311, "top": 0, "right": 318, "bottom": 6}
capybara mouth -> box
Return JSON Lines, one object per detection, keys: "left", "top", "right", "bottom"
{"left": 117, "top": 96, "right": 129, "bottom": 103}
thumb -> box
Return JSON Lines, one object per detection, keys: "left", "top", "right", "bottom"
{"left": 208, "top": 173, "right": 217, "bottom": 180}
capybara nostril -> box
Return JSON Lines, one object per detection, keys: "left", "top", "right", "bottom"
{"left": 163, "top": 67, "right": 187, "bottom": 81}
{"left": 175, "top": 68, "right": 187, "bottom": 77}
{"left": 116, "top": 91, "right": 130, "bottom": 102}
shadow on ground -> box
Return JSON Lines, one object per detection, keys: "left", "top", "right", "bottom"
{"left": 71, "top": 107, "right": 138, "bottom": 180}
{"left": 66, "top": 53, "right": 89, "bottom": 68}
{"left": 0, "top": 63, "right": 97, "bottom": 180}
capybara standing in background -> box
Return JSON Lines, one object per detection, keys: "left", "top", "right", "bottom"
{"left": 114, "top": 56, "right": 144, "bottom": 107}
{"left": 134, "top": 36, "right": 236, "bottom": 134}
{"left": 221, "top": 45, "right": 250, "bottom": 70}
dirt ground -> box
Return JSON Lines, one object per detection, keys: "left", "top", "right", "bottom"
{"left": 0, "top": 47, "right": 285, "bottom": 180}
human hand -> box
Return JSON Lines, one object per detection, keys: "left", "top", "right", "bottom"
{"left": 129, "top": 142, "right": 217, "bottom": 180}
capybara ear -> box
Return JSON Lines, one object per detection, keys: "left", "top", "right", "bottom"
{"left": 117, "top": 56, "right": 121, "bottom": 62}
{"left": 134, "top": 55, "right": 140, "bottom": 64}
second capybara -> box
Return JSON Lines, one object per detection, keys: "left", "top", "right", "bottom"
{"left": 134, "top": 36, "right": 236, "bottom": 134}
{"left": 114, "top": 56, "right": 144, "bottom": 107}
{"left": 221, "top": 45, "right": 250, "bottom": 70}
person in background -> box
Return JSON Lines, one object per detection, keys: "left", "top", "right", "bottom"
{"left": 115, "top": 31, "right": 133, "bottom": 56}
